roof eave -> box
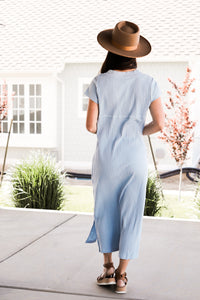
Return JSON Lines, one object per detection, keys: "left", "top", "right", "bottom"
{"left": 62, "top": 55, "right": 193, "bottom": 64}
{"left": 0, "top": 69, "right": 59, "bottom": 76}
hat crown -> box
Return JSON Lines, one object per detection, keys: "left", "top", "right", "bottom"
{"left": 96, "top": 20, "right": 151, "bottom": 58}
{"left": 112, "top": 21, "right": 140, "bottom": 51}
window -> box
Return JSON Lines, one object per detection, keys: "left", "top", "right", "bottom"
{"left": 29, "top": 84, "right": 42, "bottom": 134}
{"left": 12, "top": 84, "right": 25, "bottom": 134}
{"left": 82, "top": 83, "right": 89, "bottom": 112}
{"left": 1, "top": 83, "right": 42, "bottom": 135}
{"left": 0, "top": 77, "right": 57, "bottom": 148}
{"left": 78, "top": 78, "right": 91, "bottom": 117}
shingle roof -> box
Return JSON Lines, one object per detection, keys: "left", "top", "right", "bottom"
{"left": 0, "top": 0, "right": 200, "bottom": 72}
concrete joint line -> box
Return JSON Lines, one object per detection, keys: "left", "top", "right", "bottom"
{"left": 0, "top": 285, "right": 144, "bottom": 300}
{"left": 0, "top": 214, "right": 77, "bottom": 264}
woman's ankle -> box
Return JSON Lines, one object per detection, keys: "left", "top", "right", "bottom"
{"left": 101, "top": 262, "right": 115, "bottom": 276}
{"left": 103, "top": 253, "right": 113, "bottom": 265}
{"left": 116, "top": 258, "right": 129, "bottom": 274}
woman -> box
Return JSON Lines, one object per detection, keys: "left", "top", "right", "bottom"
{"left": 84, "top": 21, "right": 165, "bottom": 294}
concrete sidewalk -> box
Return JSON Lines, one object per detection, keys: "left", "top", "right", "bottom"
{"left": 0, "top": 208, "right": 200, "bottom": 300}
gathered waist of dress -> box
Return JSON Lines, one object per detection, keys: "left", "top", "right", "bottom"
{"left": 97, "top": 114, "right": 144, "bottom": 139}
{"left": 99, "top": 114, "right": 143, "bottom": 121}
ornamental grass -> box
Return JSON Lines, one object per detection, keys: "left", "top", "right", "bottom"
{"left": 11, "top": 151, "right": 65, "bottom": 210}
{"left": 144, "top": 172, "right": 166, "bottom": 216}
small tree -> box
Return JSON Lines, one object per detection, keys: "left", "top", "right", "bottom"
{"left": 0, "top": 80, "right": 14, "bottom": 185}
{"left": 0, "top": 80, "right": 8, "bottom": 131}
{"left": 159, "top": 67, "right": 197, "bottom": 201}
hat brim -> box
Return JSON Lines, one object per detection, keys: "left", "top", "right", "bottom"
{"left": 97, "top": 29, "right": 151, "bottom": 58}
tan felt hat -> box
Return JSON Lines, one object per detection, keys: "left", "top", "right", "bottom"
{"left": 97, "top": 21, "right": 151, "bottom": 58}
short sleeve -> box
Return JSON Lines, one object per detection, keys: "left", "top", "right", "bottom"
{"left": 84, "top": 76, "right": 99, "bottom": 104}
{"left": 150, "top": 78, "right": 161, "bottom": 105}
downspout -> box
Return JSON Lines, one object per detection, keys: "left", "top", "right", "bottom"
{"left": 54, "top": 72, "right": 65, "bottom": 171}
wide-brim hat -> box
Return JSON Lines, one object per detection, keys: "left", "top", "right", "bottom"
{"left": 97, "top": 21, "right": 151, "bottom": 58}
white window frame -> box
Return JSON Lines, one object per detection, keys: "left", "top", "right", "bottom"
{"left": 78, "top": 77, "right": 91, "bottom": 118}
{"left": 0, "top": 76, "right": 57, "bottom": 148}
{"left": 11, "top": 83, "right": 42, "bottom": 135}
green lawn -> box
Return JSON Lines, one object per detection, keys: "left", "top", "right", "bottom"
{"left": 156, "top": 192, "right": 199, "bottom": 219}
{"left": 0, "top": 182, "right": 94, "bottom": 212}
{"left": 0, "top": 181, "right": 199, "bottom": 220}
{"left": 61, "top": 185, "right": 94, "bottom": 212}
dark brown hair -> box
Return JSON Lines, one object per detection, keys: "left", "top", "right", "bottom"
{"left": 100, "top": 51, "right": 137, "bottom": 74}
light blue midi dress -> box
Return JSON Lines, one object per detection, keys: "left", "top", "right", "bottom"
{"left": 84, "top": 69, "right": 161, "bottom": 260}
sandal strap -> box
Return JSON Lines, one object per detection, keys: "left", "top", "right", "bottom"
{"left": 97, "top": 272, "right": 114, "bottom": 280}
{"left": 115, "top": 268, "right": 128, "bottom": 285}
{"left": 97, "top": 262, "right": 115, "bottom": 281}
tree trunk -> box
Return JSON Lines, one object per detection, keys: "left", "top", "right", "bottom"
{"left": 0, "top": 119, "right": 13, "bottom": 186}
{"left": 148, "top": 135, "right": 165, "bottom": 201}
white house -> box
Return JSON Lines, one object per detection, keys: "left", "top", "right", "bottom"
{"left": 0, "top": 0, "right": 200, "bottom": 172}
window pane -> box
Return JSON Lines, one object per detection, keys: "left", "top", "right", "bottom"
{"left": 36, "top": 84, "right": 41, "bottom": 96}
{"left": 30, "top": 110, "right": 35, "bottom": 121}
{"left": 19, "top": 85, "right": 24, "bottom": 96}
{"left": 13, "top": 110, "right": 18, "bottom": 121}
{"left": 13, "top": 122, "right": 18, "bottom": 133}
{"left": 28, "top": 84, "right": 42, "bottom": 135}
{"left": 13, "top": 98, "right": 18, "bottom": 108}
{"left": 82, "top": 98, "right": 88, "bottom": 111}
{"left": 83, "top": 84, "right": 89, "bottom": 95}
{"left": 30, "top": 123, "right": 35, "bottom": 134}
{"left": 19, "top": 98, "right": 24, "bottom": 108}
{"left": 29, "top": 84, "right": 35, "bottom": 96}
{"left": 36, "top": 97, "right": 41, "bottom": 108}
{"left": 36, "top": 110, "right": 41, "bottom": 121}
{"left": 19, "top": 123, "right": 24, "bottom": 133}
{"left": 36, "top": 123, "right": 41, "bottom": 134}
{"left": 3, "top": 122, "right": 8, "bottom": 133}
{"left": 29, "top": 97, "right": 35, "bottom": 108}
{"left": 82, "top": 103, "right": 88, "bottom": 111}
{"left": 13, "top": 85, "right": 18, "bottom": 95}
{"left": 19, "top": 110, "right": 24, "bottom": 121}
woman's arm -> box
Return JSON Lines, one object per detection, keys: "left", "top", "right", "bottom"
{"left": 142, "top": 97, "right": 165, "bottom": 135}
{"left": 86, "top": 99, "right": 99, "bottom": 134}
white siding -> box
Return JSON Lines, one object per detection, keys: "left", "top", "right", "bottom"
{"left": 0, "top": 74, "right": 59, "bottom": 169}
{"left": 0, "top": 148, "right": 58, "bottom": 173}
{"left": 63, "top": 63, "right": 101, "bottom": 164}
{"left": 63, "top": 61, "right": 189, "bottom": 171}
{"left": 56, "top": 79, "right": 63, "bottom": 162}
{"left": 138, "top": 61, "right": 189, "bottom": 170}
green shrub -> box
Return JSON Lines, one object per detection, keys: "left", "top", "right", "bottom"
{"left": 11, "top": 151, "right": 65, "bottom": 210}
{"left": 144, "top": 171, "right": 165, "bottom": 216}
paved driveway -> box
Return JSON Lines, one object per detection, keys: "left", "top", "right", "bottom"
{"left": 0, "top": 207, "right": 200, "bottom": 300}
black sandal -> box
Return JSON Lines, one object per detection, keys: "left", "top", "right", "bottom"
{"left": 97, "top": 262, "right": 116, "bottom": 285}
